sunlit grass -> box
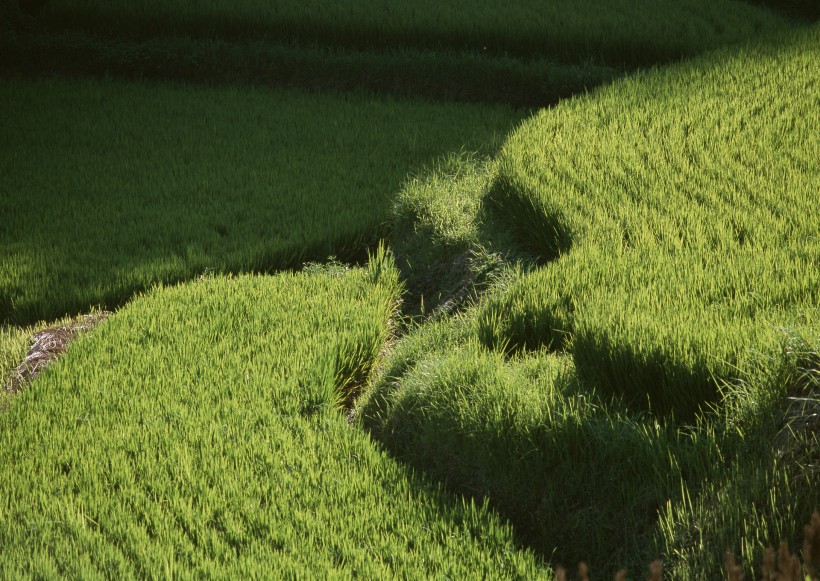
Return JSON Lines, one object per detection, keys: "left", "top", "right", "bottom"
{"left": 482, "top": 24, "right": 819, "bottom": 418}
{"left": 1, "top": 2, "right": 816, "bottom": 578}
{"left": 0, "top": 250, "right": 550, "bottom": 578}
{"left": 357, "top": 24, "right": 819, "bottom": 579}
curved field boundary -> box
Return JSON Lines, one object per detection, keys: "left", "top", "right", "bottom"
{"left": 0, "top": 76, "right": 522, "bottom": 326}
{"left": 483, "top": 25, "right": 819, "bottom": 418}
{"left": 0, "top": 255, "right": 550, "bottom": 578}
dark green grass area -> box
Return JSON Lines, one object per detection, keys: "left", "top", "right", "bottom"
{"left": 743, "top": 0, "right": 819, "bottom": 20}
{"left": 357, "top": 329, "right": 706, "bottom": 574}
{"left": 482, "top": 24, "right": 819, "bottom": 418}
{"left": 38, "top": 0, "right": 790, "bottom": 66}
{"left": 0, "top": 33, "right": 620, "bottom": 108}
{"left": 0, "top": 253, "right": 549, "bottom": 578}
{"left": 659, "top": 339, "right": 820, "bottom": 578}
{"left": 3, "top": 0, "right": 792, "bottom": 108}
{"left": 0, "top": 76, "right": 523, "bottom": 325}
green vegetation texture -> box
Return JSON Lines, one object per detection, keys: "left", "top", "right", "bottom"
{"left": 0, "top": 77, "right": 521, "bottom": 325}
{"left": 1, "top": 0, "right": 818, "bottom": 577}
{"left": 483, "top": 25, "right": 819, "bottom": 418}
{"left": 0, "top": 252, "right": 548, "bottom": 578}
{"left": 358, "top": 24, "right": 820, "bottom": 578}
{"left": 4, "top": 0, "right": 792, "bottom": 107}
{"left": 40, "top": 0, "right": 790, "bottom": 66}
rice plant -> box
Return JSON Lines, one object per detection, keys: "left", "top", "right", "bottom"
{"left": 482, "top": 24, "right": 819, "bottom": 418}
{"left": 0, "top": 251, "right": 550, "bottom": 578}
{"left": 358, "top": 24, "right": 819, "bottom": 578}
{"left": 39, "top": 0, "right": 791, "bottom": 66}
{"left": 0, "top": 76, "right": 521, "bottom": 325}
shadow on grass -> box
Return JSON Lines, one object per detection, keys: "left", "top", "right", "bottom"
{"left": 0, "top": 76, "right": 529, "bottom": 325}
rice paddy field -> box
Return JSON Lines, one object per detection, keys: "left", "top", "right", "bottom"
{"left": 359, "top": 23, "right": 819, "bottom": 577}
{"left": 0, "top": 0, "right": 796, "bottom": 107}
{"left": 36, "top": 0, "right": 791, "bottom": 65}
{"left": 1, "top": 0, "right": 818, "bottom": 579}
{"left": 0, "top": 79, "right": 520, "bottom": 325}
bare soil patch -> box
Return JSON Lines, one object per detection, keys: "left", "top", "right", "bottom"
{"left": 4, "top": 311, "right": 110, "bottom": 394}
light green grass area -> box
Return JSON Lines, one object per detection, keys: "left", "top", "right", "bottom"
{"left": 0, "top": 251, "right": 548, "bottom": 578}
{"left": 2, "top": 310, "right": 109, "bottom": 413}
{"left": 0, "top": 77, "right": 522, "bottom": 325}
{"left": 2, "top": 0, "right": 817, "bottom": 577}
{"left": 482, "top": 24, "right": 819, "bottom": 418}
{"left": 357, "top": 25, "right": 820, "bottom": 579}
{"left": 40, "top": 0, "right": 790, "bottom": 66}
{"left": 1, "top": 324, "right": 33, "bottom": 396}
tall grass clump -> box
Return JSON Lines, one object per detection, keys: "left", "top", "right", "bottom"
{"left": 659, "top": 330, "right": 820, "bottom": 579}
{"left": 389, "top": 151, "right": 522, "bottom": 316}
{"left": 0, "top": 76, "right": 522, "bottom": 325}
{"left": 482, "top": 25, "right": 820, "bottom": 418}
{"left": 357, "top": 292, "right": 818, "bottom": 577}
{"left": 0, "top": 252, "right": 549, "bottom": 578}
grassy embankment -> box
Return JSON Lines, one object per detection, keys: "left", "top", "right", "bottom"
{"left": 358, "top": 24, "right": 819, "bottom": 578}
{"left": 0, "top": 250, "right": 550, "bottom": 578}
{"left": 482, "top": 27, "right": 819, "bottom": 419}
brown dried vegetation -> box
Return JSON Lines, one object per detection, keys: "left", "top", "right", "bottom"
{"left": 554, "top": 511, "right": 818, "bottom": 580}
{"left": 4, "top": 311, "right": 109, "bottom": 394}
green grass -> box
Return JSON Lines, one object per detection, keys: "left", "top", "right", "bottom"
{"left": 358, "top": 312, "right": 819, "bottom": 578}
{"left": 481, "top": 24, "right": 819, "bottom": 418}
{"left": 745, "top": 0, "right": 819, "bottom": 20}
{"left": 658, "top": 333, "right": 819, "bottom": 578}
{"left": 356, "top": 24, "right": 820, "bottom": 579}
{"left": 0, "top": 32, "right": 622, "bottom": 108}
{"left": 5, "top": 0, "right": 791, "bottom": 109}
{"left": 355, "top": 310, "right": 716, "bottom": 576}
{"left": 0, "top": 250, "right": 549, "bottom": 578}
{"left": 2, "top": 2, "right": 817, "bottom": 578}
{"left": 0, "top": 76, "right": 522, "bottom": 325}
{"left": 388, "top": 152, "right": 517, "bottom": 316}
{"left": 1, "top": 324, "right": 36, "bottom": 396}
{"left": 1, "top": 311, "right": 102, "bottom": 410}
{"left": 357, "top": 330, "right": 705, "bottom": 574}
{"left": 39, "top": 0, "right": 791, "bottom": 66}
